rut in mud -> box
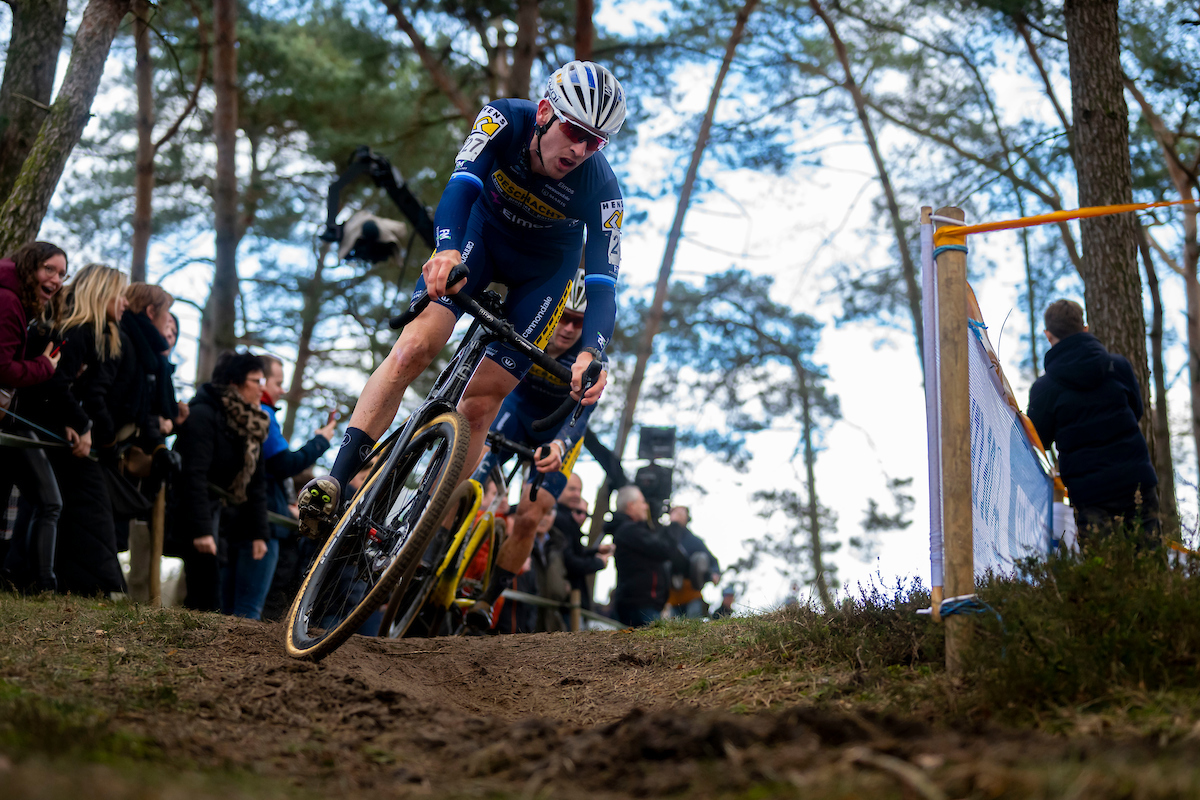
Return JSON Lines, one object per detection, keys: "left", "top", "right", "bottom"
{"left": 6, "top": 602, "right": 1200, "bottom": 799}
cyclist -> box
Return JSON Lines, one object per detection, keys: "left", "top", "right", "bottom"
{"left": 298, "top": 60, "right": 627, "bottom": 542}
{"left": 462, "top": 273, "right": 598, "bottom": 629}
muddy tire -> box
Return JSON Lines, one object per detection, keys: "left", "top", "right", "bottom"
{"left": 284, "top": 411, "right": 470, "bottom": 660}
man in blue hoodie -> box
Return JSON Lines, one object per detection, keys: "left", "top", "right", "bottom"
{"left": 249, "top": 354, "right": 337, "bottom": 620}
{"left": 1027, "top": 299, "right": 1159, "bottom": 547}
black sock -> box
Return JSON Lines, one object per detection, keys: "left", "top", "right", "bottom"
{"left": 329, "top": 427, "right": 377, "bottom": 490}
{"left": 483, "top": 567, "right": 516, "bottom": 605}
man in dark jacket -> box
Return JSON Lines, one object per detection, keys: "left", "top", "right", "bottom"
{"left": 608, "top": 485, "right": 688, "bottom": 627}
{"left": 665, "top": 505, "right": 720, "bottom": 618}
{"left": 1027, "top": 300, "right": 1159, "bottom": 546}
{"left": 257, "top": 354, "right": 336, "bottom": 621}
{"left": 554, "top": 474, "right": 611, "bottom": 612}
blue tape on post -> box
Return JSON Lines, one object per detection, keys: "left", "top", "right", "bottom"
{"left": 932, "top": 244, "right": 969, "bottom": 260}
{"left": 940, "top": 594, "right": 1006, "bottom": 658}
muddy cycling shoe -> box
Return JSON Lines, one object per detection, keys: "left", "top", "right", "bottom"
{"left": 297, "top": 476, "right": 341, "bottom": 541}
{"left": 463, "top": 600, "right": 493, "bottom": 636}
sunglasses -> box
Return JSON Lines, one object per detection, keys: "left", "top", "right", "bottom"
{"left": 558, "top": 314, "right": 584, "bottom": 328}
{"left": 553, "top": 109, "right": 608, "bottom": 152}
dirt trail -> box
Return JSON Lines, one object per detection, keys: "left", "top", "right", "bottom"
{"left": 9, "top": 611, "right": 1200, "bottom": 799}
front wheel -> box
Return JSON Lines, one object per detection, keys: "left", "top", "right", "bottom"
{"left": 284, "top": 411, "right": 470, "bottom": 659}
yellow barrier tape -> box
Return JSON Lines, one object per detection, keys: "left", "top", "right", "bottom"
{"left": 932, "top": 198, "right": 1200, "bottom": 246}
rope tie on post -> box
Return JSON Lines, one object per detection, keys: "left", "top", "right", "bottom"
{"left": 932, "top": 244, "right": 969, "bottom": 260}
{"left": 939, "top": 593, "right": 1006, "bottom": 658}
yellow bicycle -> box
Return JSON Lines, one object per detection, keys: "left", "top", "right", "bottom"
{"left": 378, "top": 431, "right": 551, "bottom": 638}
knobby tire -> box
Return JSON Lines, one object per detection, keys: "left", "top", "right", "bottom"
{"left": 284, "top": 411, "right": 470, "bottom": 659}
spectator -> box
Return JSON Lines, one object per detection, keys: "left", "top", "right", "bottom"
{"left": 492, "top": 552, "right": 538, "bottom": 634}
{"left": 18, "top": 263, "right": 129, "bottom": 596}
{"left": 113, "top": 283, "right": 178, "bottom": 450}
{"left": 170, "top": 351, "right": 269, "bottom": 612}
{"left": 530, "top": 503, "right": 569, "bottom": 632}
{"left": 0, "top": 242, "right": 67, "bottom": 591}
{"left": 665, "top": 505, "right": 720, "bottom": 618}
{"left": 256, "top": 354, "right": 336, "bottom": 621}
{"left": 1027, "top": 300, "right": 1160, "bottom": 546}
{"left": 608, "top": 485, "right": 688, "bottom": 627}
{"left": 552, "top": 474, "right": 611, "bottom": 611}
{"left": 710, "top": 586, "right": 736, "bottom": 619}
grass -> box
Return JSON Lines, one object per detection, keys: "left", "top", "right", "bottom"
{"left": 629, "top": 527, "right": 1200, "bottom": 732}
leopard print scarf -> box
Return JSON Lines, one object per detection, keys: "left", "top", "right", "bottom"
{"left": 217, "top": 384, "right": 270, "bottom": 505}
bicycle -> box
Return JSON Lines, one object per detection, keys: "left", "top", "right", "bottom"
{"left": 377, "top": 432, "right": 549, "bottom": 639}
{"left": 284, "top": 265, "right": 597, "bottom": 660}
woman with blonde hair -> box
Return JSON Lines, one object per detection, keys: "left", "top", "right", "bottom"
{"left": 20, "top": 263, "right": 129, "bottom": 595}
{"left": 113, "top": 281, "right": 179, "bottom": 446}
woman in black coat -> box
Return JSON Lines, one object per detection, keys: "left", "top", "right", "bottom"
{"left": 19, "top": 263, "right": 130, "bottom": 596}
{"left": 170, "top": 351, "right": 270, "bottom": 612}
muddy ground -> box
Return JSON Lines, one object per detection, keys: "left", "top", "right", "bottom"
{"left": 5, "top": 602, "right": 1200, "bottom": 799}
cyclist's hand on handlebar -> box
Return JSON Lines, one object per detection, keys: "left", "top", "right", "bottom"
{"left": 422, "top": 250, "right": 464, "bottom": 302}
{"left": 535, "top": 441, "right": 565, "bottom": 474}
{"left": 571, "top": 350, "right": 607, "bottom": 405}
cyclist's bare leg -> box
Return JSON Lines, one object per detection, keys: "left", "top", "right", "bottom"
{"left": 455, "top": 358, "right": 520, "bottom": 482}
{"left": 350, "top": 304, "right": 458, "bottom": 439}
{"left": 496, "top": 480, "right": 556, "bottom": 573}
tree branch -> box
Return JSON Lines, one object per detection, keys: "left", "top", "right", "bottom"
{"left": 154, "top": 0, "right": 208, "bottom": 153}
{"left": 382, "top": 0, "right": 475, "bottom": 119}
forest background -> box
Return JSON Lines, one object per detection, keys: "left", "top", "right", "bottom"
{"left": 1, "top": 0, "right": 1196, "bottom": 611}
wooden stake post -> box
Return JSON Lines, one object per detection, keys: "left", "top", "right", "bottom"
{"left": 149, "top": 485, "right": 166, "bottom": 607}
{"left": 934, "top": 206, "right": 973, "bottom": 676}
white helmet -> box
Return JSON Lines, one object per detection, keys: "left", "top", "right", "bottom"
{"left": 566, "top": 266, "right": 587, "bottom": 313}
{"left": 545, "top": 61, "right": 626, "bottom": 139}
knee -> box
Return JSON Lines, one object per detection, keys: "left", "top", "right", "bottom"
{"left": 459, "top": 394, "right": 504, "bottom": 433}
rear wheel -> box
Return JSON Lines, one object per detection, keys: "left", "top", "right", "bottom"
{"left": 379, "top": 479, "right": 479, "bottom": 639}
{"left": 284, "top": 411, "right": 470, "bottom": 659}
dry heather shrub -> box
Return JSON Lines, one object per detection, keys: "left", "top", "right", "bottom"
{"left": 742, "top": 577, "right": 942, "bottom": 670}
{"left": 970, "top": 528, "right": 1200, "bottom": 710}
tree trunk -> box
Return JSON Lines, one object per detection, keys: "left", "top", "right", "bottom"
{"left": 1124, "top": 77, "right": 1200, "bottom": 509}
{"left": 197, "top": 0, "right": 239, "bottom": 384}
{"left": 1137, "top": 227, "right": 1179, "bottom": 535}
{"left": 810, "top": 0, "right": 923, "bottom": 376}
{"left": 600, "top": 0, "right": 759, "bottom": 522}
{"left": 131, "top": 0, "right": 154, "bottom": 282}
{"left": 575, "top": 0, "right": 594, "bottom": 60}
{"left": 799, "top": 366, "right": 833, "bottom": 610}
{"left": 1063, "top": 0, "right": 1154, "bottom": 457}
{"left": 282, "top": 241, "right": 331, "bottom": 442}
{"left": 0, "top": 0, "right": 131, "bottom": 257}
{"left": 0, "top": 0, "right": 69, "bottom": 208}
{"left": 507, "top": 0, "right": 539, "bottom": 99}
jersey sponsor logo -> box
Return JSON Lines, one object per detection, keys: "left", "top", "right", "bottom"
{"left": 600, "top": 199, "right": 623, "bottom": 267}
{"left": 501, "top": 208, "right": 551, "bottom": 229}
{"left": 455, "top": 105, "right": 509, "bottom": 163}
{"left": 492, "top": 169, "right": 567, "bottom": 221}
{"left": 502, "top": 356, "right": 517, "bottom": 370}
{"left": 436, "top": 227, "right": 452, "bottom": 244}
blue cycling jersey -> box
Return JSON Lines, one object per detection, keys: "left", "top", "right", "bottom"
{"left": 471, "top": 340, "right": 595, "bottom": 499}
{"left": 433, "top": 98, "right": 623, "bottom": 353}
